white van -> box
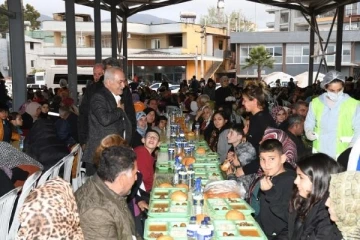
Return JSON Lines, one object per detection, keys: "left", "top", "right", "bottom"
{"left": 45, "top": 66, "right": 93, "bottom": 93}
{"left": 34, "top": 71, "right": 46, "bottom": 85}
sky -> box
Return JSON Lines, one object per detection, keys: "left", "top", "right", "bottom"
{"left": 1, "top": 0, "right": 274, "bottom": 29}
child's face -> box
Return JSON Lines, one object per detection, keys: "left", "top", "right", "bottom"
{"left": 0, "top": 110, "right": 8, "bottom": 120}
{"left": 227, "top": 129, "right": 242, "bottom": 144}
{"left": 294, "top": 167, "right": 313, "bottom": 198}
{"left": 143, "top": 132, "right": 160, "bottom": 151}
{"left": 259, "top": 150, "right": 286, "bottom": 177}
{"left": 243, "top": 120, "right": 250, "bottom": 135}
{"left": 158, "top": 120, "right": 167, "bottom": 130}
{"left": 41, "top": 104, "right": 49, "bottom": 113}
{"left": 137, "top": 116, "right": 147, "bottom": 129}
{"left": 213, "top": 113, "right": 227, "bottom": 130}
{"left": 12, "top": 115, "right": 23, "bottom": 127}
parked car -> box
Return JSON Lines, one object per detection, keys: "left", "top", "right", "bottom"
{"left": 150, "top": 83, "right": 180, "bottom": 94}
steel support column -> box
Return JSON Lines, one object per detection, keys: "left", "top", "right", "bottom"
{"left": 335, "top": 6, "right": 344, "bottom": 72}
{"left": 65, "top": 0, "right": 78, "bottom": 104}
{"left": 122, "top": 14, "right": 128, "bottom": 77}
{"left": 8, "top": 0, "right": 26, "bottom": 110}
{"left": 308, "top": 15, "right": 316, "bottom": 86}
{"left": 111, "top": 4, "right": 118, "bottom": 59}
{"left": 94, "top": 0, "right": 102, "bottom": 63}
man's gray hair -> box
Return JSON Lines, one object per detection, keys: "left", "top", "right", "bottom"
{"left": 288, "top": 114, "right": 304, "bottom": 128}
{"left": 104, "top": 67, "right": 123, "bottom": 84}
{"left": 220, "top": 76, "right": 229, "bottom": 84}
{"left": 93, "top": 63, "right": 104, "bottom": 70}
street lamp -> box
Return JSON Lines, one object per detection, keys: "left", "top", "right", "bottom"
{"left": 217, "top": 0, "right": 225, "bottom": 9}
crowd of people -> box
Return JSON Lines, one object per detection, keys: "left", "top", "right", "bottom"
{"left": 0, "top": 58, "right": 360, "bottom": 239}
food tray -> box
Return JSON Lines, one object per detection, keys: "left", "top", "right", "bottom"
{"left": 148, "top": 199, "right": 191, "bottom": 218}
{"left": 151, "top": 188, "right": 188, "bottom": 200}
{"left": 213, "top": 220, "right": 267, "bottom": 240}
{"left": 206, "top": 198, "right": 255, "bottom": 216}
{"left": 144, "top": 217, "right": 188, "bottom": 240}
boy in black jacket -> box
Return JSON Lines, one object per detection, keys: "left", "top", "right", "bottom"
{"left": 249, "top": 139, "right": 296, "bottom": 239}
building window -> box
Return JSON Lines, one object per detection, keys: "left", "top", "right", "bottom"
{"left": 240, "top": 44, "right": 282, "bottom": 64}
{"left": 31, "top": 60, "right": 35, "bottom": 68}
{"left": 30, "top": 42, "right": 34, "bottom": 50}
{"left": 286, "top": 44, "right": 310, "bottom": 64}
{"left": 219, "top": 40, "right": 223, "bottom": 50}
{"left": 151, "top": 39, "right": 161, "bottom": 49}
{"left": 168, "top": 34, "right": 182, "bottom": 47}
{"left": 280, "top": 12, "right": 289, "bottom": 24}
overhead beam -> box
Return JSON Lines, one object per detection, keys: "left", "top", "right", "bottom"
{"left": 128, "top": 0, "right": 192, "bottom": 16}
{"left": 0, "top": 8, "right": 16, "bottom": 18}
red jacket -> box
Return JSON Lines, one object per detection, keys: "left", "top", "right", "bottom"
{"left": 134, "top": 146, "right": 154, "bottom": 192}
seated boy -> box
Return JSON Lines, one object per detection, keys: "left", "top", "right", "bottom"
{"left": 0, "top": 104, "right": 20, "bottom": 143}
{"left": 225, "top": 123, "right": 257, "bottom": 191}
{"left": 134, "top": 129, "right": 160, "bottom": 193}
{"left": 248, "top": 139, "right": 296, "bottom": 239}
{"left": 152, "top": 115, "right": 167, "bottom": 136}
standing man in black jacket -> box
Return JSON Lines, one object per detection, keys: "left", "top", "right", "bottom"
{"left": 82, "top": 67, "right": 132, "bottom": 175}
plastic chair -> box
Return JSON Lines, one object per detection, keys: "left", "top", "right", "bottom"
{"left": 71, "top": 145, "right": 87, "bottom": 191}
{"left": 37, "top": 160, "right": 65, "bottom": 187}
{"left": 0, "top": 187, "right": 20, "bottom": 240}
{"left": 8, "top": 171, "right": 42, "bottom": 240}
{"left": 62, "top": 144, "right": 80, "bottom": 183}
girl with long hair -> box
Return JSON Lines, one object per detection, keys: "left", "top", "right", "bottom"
{"left": 276, "top": 153, "right": 343, "bottom": 239}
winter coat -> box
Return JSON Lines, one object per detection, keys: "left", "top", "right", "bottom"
{"left": 24, "top": 118, "right": 69, "bottom": 171}
{"left": 75, "top": 174, "right": 142, "bottom": 240}
{"left": 275, "top": 197, "right": 342, "bottom": 240}
{"left": 82, "top": 87, "right": 132, "bottom": 164}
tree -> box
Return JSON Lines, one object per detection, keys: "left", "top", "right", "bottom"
{"left": 0, "top": 1, "right": 40, "bottom": 38}
{"left": 243, "top": 45, "right": 275, "bottom": 81}
{"left": 199, "top": 6, "right": 255, "bottom": 32}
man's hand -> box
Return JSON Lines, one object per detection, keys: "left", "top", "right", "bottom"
{"left": 260, "top": 176, "right": 273, "bottom": 191}
{"left": 138, "top": 200, "right": 149, "bottom": 211}
{"left": 227, "top": 152, "right": 240, "bottom": 167}
{"left": 117, "top": 102, "right": 124, "bottom": 110}
{"left": 235, "top": 167, "right": 244, "bottom": 177}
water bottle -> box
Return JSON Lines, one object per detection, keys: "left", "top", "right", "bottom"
{"left": 19, "top": 136, "right": 25, "bottom": 151}
{"left": 179, "top": 164, "right": 188, "bottom": 185}
{"left": 197, "top": 221, "right": 211, "bottom": 240}
{"left": 204, "top": 217, "right": 214, "bottom": 237}
{"left": 193, "top": 178, "right": 204, "bottom": 216}
{"left": 187, "top": 216, "right": 198, "bottom": 240}
{"left": 173, "top": 157, "right": 181, "bottom": 185}
{"left": 195, "top": 123, "right": 200, "bottom": 136}
{"left": 187, "top": 164, "right": 195, "bottom": 190}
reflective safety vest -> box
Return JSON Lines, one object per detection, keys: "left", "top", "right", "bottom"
{"left": 312, "top": 97, "right": 359, "bottom": 157}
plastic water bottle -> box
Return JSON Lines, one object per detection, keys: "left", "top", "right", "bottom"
{"left": 187, "top": 164, "right": 195, "bottom": 190}
{"left": 187, "top": 216, "right": 198, "bottom": 240}
{"left": 195, "top": 123, "right": 200, "bottom": 137}
{"left": 204, "top": 217, "right": 214, "bottom": 237}
{"left": 179, "top": 164, "right": 188, "bottom": 185}
{"left": 19, "top": 136, "right": 25, "bottom": 151}
{"left": 197, "top": 221, "right": 211, "bottom": 240}
{"left": 173, "top": 157, "right": 181, "bottom": 185}
{"left": 193, "top": 178, "right": 204, "bottom": 216}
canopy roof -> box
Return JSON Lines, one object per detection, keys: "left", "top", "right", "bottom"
{"left": 74, "top": 0, "right": 192, "bottom": 17}
{"left": 246, "top": 0, "right": 360, "bottom": 15}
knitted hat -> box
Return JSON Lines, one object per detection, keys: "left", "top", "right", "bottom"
{"left": 136, "top": 111, "right": 146, "bottom": 121}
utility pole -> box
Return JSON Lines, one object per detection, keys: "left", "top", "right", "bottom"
{"left": 195, "top": 45, "right": 198, "bottom": 79}
{"left": 200, "top": 25, "right": 206, "bottom": 79}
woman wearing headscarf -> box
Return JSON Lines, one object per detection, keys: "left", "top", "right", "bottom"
{"left": 271, "top": 106, "right": 287, "bottom": 126}
{"left": 131, "top": 111, "right": 148, "bottom": 148}
{"left": 21, "top": 102, "right": 41, "bottom": 136}
{"left": 17, "top": 177, "right": 84, "bottom": 239}
{"left": 326, "top": 171, "right": 360, "bottom": 239}
{"left": 305, "top": 70, "right": 360, "bottom": 159}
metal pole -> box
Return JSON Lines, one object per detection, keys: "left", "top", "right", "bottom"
{"left": 122, "top": 14, "right": 128, "bottom": 77}
{"left": 195, "top": 45, "right": 198, "bottom": 79}
{"left": 94, "top": 0, "right": 102, "bottom": 63}
{"left": 132, "top": 61, "right": 134, "bottom": 80}
{"left": 8, "top": 0, "right": 26, "bottom": 110}
{"left": 65, "top": 0, "right": 78, "bottom": 104}
{"left": 335, "top": 6, "right": 344, "bottom": 72}
{"left": 200, "top": 38, "right": 204, "bottom": 79}
{"left": 111, "top": 4, "right": 117, "bottom": 59}
{"left": 308, "top": 14, "right": 315, "bottom": 86}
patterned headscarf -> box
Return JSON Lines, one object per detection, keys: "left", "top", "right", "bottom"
{"left": 271, "top": 106, "right": 286, "bottom": 125}
{"left": 17, "top": 177, "right": 84, "bottom": 240}
{"left": 262, "top": 127, "right": 298, "bottom": 168}
{"left": 329, "top": 171, "right": 360, "bottom": 239}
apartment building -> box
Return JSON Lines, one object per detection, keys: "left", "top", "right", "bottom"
{"left": 25, "top": 13, "right": 229, "bottom": 83}
{"left": 230, "top": 5, "right": 360, "bottom": 81}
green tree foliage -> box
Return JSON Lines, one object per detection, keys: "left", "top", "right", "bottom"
{"left": 199, "top": 6, "right": 255, "bottom": 32}
{"left": 243, "top": 45, "right": 275, "bottom": 81}
{"left": 0, "top": 1, "right": 40, "bottom": 38}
